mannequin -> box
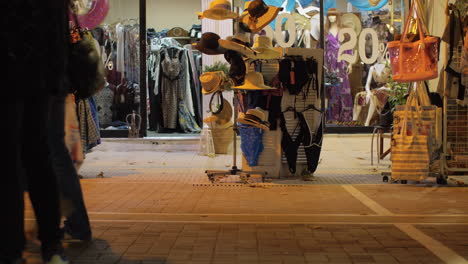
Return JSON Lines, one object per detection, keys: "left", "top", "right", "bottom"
{"left": 324, "top": 8, "right": 354, "bottom": 124}
{"left": 353, "top": 48, "right": 391, "bottom": 126}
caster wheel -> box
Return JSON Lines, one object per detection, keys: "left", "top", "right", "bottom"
{"left": 401, "top": 180, "right": 407, "bottom": 184}
{"left": 383, "top": 176, "right": 389, "bottom": 182}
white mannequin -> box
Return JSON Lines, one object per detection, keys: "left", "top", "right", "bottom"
{"left": 353, "top": 51, "right": 391, "bottom": 126}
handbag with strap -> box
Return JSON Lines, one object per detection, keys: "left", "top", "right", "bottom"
{"left": 388, "top": 0, "right": 440, "bottom": 82}
{"left": 391, "top": 87, "right": 430, "bottom": 181}
{"left": 68, "top": 12, "right": 106, "bottom": 99}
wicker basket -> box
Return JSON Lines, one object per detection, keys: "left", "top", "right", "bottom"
{"left": 210, "top": 127, "right": 233, "bottom": 154}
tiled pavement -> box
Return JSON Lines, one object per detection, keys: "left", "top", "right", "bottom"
{"left": 22, "top": 135, "right": 468, "bottom": 263}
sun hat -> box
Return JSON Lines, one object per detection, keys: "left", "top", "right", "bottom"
{"left": 204, "top": 98, "right": 233, "bottom": 125}
{"left": 167, "top": 27, "right": 188, "bottom": 37}
{"left": 232, "top": 71, "right": 276, "bottom": 90}
{"left": 192, "top": 32, "right": 226, "bottom": 55}
{"left": 309, "top": 13, "right": 321, "bottom": 41}
{"left": 196, "top": 0, "right": 239, "bottom": 20}
{"left": 218, "top": 32, "right": 256, "bottom": 58}
{"left": 200, "top": 71, "right": 227, "bottom": 94}
{"left": 237, "top": 107, "right": 270, "bottom": 130}
{"left": 251, "top": 36, "right": 280, "bottom": 59}
{"left": 341, "top": 13, "right": 362, "bottom": 35}
{"left": 240, "top": 0, "right": 283, "bottom": 33}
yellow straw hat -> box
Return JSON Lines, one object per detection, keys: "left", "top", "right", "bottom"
{"left": 196, "top": 0, "right": 239, "bottom": 20}
{"left": 252, "top": 36, "right": 280, "bottom": 59}
{"left": 200, "top": 71, "right": 226, "bottom": 94}
{"left": 232, "top": 72, "right": 276, "bottom": 90}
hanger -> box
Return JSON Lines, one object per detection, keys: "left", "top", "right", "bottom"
{"left": 301, "top": 104, "right": 323, "bottom": 113}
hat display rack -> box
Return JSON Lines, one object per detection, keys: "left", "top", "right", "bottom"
{"left": 201, "top": 1, "right": 281, "bottom": 184}
{"left": 200, "top": 0, "right": 326, "bottom": 181}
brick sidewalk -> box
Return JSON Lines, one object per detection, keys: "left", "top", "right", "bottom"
{"left": 21, "top": 136, "right": 468, "bottom": 263}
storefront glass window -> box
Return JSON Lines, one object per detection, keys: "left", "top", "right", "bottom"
{"left": 233, "top": 0, "right": 406, "bottom": 130}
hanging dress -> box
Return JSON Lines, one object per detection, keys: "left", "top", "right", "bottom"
{"left": 160, "top": 48, "right": 182, "bottom": 129}
{"left": 324, "top": 33, "right": 353, "bottom": 124}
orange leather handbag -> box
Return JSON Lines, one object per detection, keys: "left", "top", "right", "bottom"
{"left": 388, "top": 0, "right": 440, "bottom": 83}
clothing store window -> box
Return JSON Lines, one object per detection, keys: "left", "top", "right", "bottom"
{"left": 90, "top": 0, "right": 203, "bottom": 137}
{"left": 322, "top": 0, "right": 405, "bottom": 129}
{"left": 231, "top": 0, "right": 405, "bottom": 131}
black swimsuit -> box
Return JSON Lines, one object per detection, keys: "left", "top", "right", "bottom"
{"left": 280, "top": 111, "right": 323, "bottom": 174}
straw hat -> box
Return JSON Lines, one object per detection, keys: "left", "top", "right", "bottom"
{"left": 218, "top": 32, "right": 256, "bottom": 57}
{"left": 167, "top": 27, "right": 188, "bottom": 37}
{"left": 200, "top": 71, "right": 226, "bottom": 94}
{"left": 192, "top": 32, "right": 226, "bottom": 55}
{"left": 232, "top": 71, "right": 276, "bottom": 90}
{"left": 204, "top": 98, "right": 233, "bottom": 125}
{"left": 197, "top": 0, "right": 239, "bottom": 20}
{"left": 237, "top": 107, "right": 270, "bottom": 130}
{"left": 240, "top": 0, "right": 283, "bottom": 33}
{"left": 341, "top": 13, "right": 362, "bottom": 35}
{"left": 251, "top": 36, "right": 280, "bottom": 59}
{"left": 309, "top": 13, "right": 321, "bottom": 41}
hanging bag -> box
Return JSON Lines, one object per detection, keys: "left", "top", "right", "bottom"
{"left": 388, "top": 0, "right": 440, "bottom": 82}
{"left": 68, "top": 11, "right": 106, "bottom": 99}
{"left": 391, "top": 86, "right": 430, "bottom": 181}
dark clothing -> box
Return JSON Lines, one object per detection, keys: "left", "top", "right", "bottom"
{"left": 49, "top": 96, "right": 92, "bottom": 240}
{"left": 3, "top": 97, "right": 63, "bottom": 260}
{"left": 5, "top": 0, "right": 70, "bottom": 97}
{"left": 3, "top": 0, "right": 70, "bottom": 260}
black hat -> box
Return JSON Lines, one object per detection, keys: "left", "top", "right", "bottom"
{"left": 192, "top": 32, "right": 226, "bottom": 55}
{"left": 224, "top": 50, "right": 246, "bottom": 86}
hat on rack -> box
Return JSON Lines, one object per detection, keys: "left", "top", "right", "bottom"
{"left": 237, "top": 107, "right": 270, "bottom": 130}
{"left": 218, "top": 32, "right": 256, "bottom": 58}
{"left": 192, "top": 32, "right": 226, "bottom": 55}
{"left": 204, "top": 98, "right": 233, "bottom": 126}
{"left": 309, "top": 13, "right": 321, "bottom": 41}
{"left": 240, "top": 0, "right": 283, "bottom": 33}
{"left": 341, "top": 13, "right": 362, "bottom": 35}
{"left": 252, "top": 36, "right": 280, "bottom": 59}
{"left": 200, "top": 71, "right": 227, "bottom": 94}
{"left": 224, "top": 50, "right": 247, "bottom": 86}
{"left": 167, "top": 27, "right": 188, "bottom": 37}
{"left": 232, "top": 71, "right": 276, "bottom": 90}
{"left": 197, "top": 0, "right": 239, "bottom": 20}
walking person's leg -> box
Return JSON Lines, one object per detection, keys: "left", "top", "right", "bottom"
{"left": 1, "top": 100, "right": 27, "bottom": 263}
{"left": 49, "top": 95, "right": 92, "bottom": 241}
{"left": 21, "top": 96, "right": 68, "bottom": 263}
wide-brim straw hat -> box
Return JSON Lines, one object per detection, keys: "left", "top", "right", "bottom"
{"left": 251, "top": 36, "right": 280, "bottom": 60}
{"left": 240, "top": 0, "right": 283, "bottom": 33}
{"left": 237, "top": 107, "right": 270, "bottom": 130}
{"left": 204, "top": 98, "right": 233, "bottom": 125}
{"left": 232, "top": 71, "right": 276, "bottom": 90}
{"left": 200, "top": 71, "right": 226, "bottom": 94}
{"left": 192, "top": 32, "right": 226, "bottom": 55}
{"left": 218, "top": 32, "right": 256, "bottom": 58}
{"left": 196, "top": 0, "right": 239, "bottom": 20}
{"left": 341, "top": 13, "right": 362, "bottom": 35}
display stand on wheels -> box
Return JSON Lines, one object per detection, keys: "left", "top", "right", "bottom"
{"left": 205, "top": 88, "right": 267, "bottom": 183}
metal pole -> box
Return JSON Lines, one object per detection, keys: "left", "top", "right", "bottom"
{"left": 320, "top": 0, "right": 325, "bottom": 133}
{"left": 139, "top": 0, "right": 147, "bottom": 137}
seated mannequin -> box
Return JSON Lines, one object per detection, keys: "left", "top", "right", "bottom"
{"left": 353, "top": 52, "right": 392, "bottom": 126}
